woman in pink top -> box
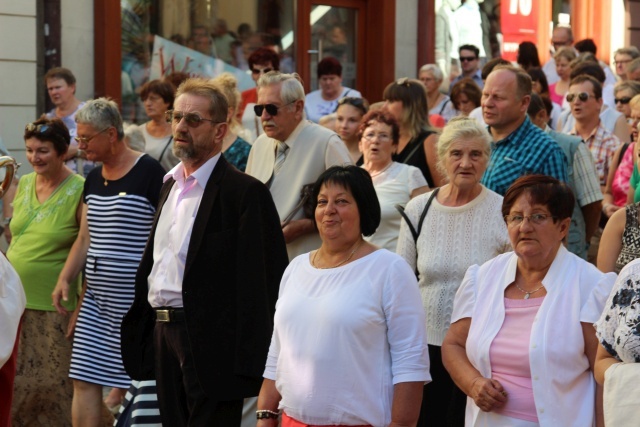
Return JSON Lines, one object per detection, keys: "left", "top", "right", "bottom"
{"left": 442, "top": 175, "right": 615, "bottom": 426}
{"left": 548, "top": 47, "right": 576, "bottom": 107}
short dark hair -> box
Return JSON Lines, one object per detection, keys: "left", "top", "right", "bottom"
{"left": 44, "top": 67, "right": 76, "bottom": 86}
{"left": 481, "top": 58, "right": 511, "bottom": 80}
{"left": 527, "top": 92, "right": 553, "bottom": 118}
{"left": 357, "top": 109, "right": 400, "bottom": 146}
{"left": 450, "top": 78, "right": 482, "bottom": 110}
{"left": 570, "top": 61, "right": 606, "bottom": 84}
{"left": 527, "top": 67, "right": 550, "bottom": 95}
{"left": 248, "top": 47, "right": 280, "bottom": 71}
{"left": 317, "top": 57, "right": 342, "bottom": 78}
{"left": 569, "top": 74, "right": 603, "bottom": 100}
{"left": 139, "top": 79, "right": 176, "bottom": 106}
{"left": 312, "top": 165, "right": 381, "bottom": 237}
{"left": 575, "top": 39, "right": 597, "bottom": 55}
{"left": 502, "top": 175, "right": 575, "bottom": 221}
{"left": 459, "top": 44, "right": 480, "bottom": 58}
{"left": 517, "top": 42, "right": 541, "bottom": 70}
{"left": 24, "top": 116, "right": 71, "bottom": 156}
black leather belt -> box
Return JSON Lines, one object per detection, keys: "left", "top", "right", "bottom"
{"left": 154, "top": 308, "right": 185, "bottom": 323}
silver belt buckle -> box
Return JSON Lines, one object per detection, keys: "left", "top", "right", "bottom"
{"left": 156, "top": 309, "right": 171, "bottom": 322}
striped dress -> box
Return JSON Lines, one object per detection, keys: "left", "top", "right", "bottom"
{"left": 70, "top": 154, "right": 164, "bottom": 388}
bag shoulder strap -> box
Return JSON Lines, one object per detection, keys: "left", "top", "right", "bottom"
{"left": 395, "top": 187, "right": 440, "bottom": 243}
{"left": 157, "top": 135, "right": 173, "bottom": 164}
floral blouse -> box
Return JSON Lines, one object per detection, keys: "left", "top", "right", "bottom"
{"left": 596, "top": 258, "right": 640, "bottom": 362}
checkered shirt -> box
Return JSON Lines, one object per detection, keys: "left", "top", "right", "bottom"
{"left": 570, "top": 122, "right": 622, "bottom": 186}
{"left": 481, "top": 116, "right": 568, "bottom": 196}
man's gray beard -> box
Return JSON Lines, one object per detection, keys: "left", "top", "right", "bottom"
{"left": 172, "top": 143, "right": 194, "bottom": 159}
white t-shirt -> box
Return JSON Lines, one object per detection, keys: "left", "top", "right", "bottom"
{"left": 364, "top": 162, "right": 427, "bottom": 252}
{"left": 264, "top": 249, "right": 431, "bottom": 427}
{"left": 304, "top": 87, "right": 362, "bottom": 123}
{"left": 396, "top": 185, "right": 511, "bottom": 345}
{"left": 0, "top": 252, "right": 25, "bottom": 368}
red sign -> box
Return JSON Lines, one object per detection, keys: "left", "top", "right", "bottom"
{"left": 501, "top": 0, "right": 540, "bottom": 62}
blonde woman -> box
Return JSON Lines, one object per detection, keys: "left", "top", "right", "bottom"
{"left": 211, "top": 73, "right": 252, "bottom": 171}
{"left": 549, "top": 47, "right": 577, "bottom": 106}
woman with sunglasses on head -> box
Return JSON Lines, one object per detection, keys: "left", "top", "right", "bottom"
{"left": 51, "top": 98, "right": 165, "bottom": 426}
{"left": 335, "top": 97, "right": 369, "bottom": 163}
{"left": 358, "top": 109, "right": 428, "bottom": 252}
{"left": 383, "top": 78, "right": 444, "bottom": 188}
{"left": 211, "top": 72, "right": 252, "bottom": 171}
{"left": 8, "top": 117, "right": 85, "bottom": 425}
{"left": 443, "top": 175, "right": 615, "bottom": 427}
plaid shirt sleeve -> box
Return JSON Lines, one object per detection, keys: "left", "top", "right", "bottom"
{"left": 572, "top": 142, "right": 603, "bottom": 206}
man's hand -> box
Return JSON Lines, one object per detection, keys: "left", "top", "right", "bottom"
{"left": 281, "top": 218, "right": 314, "bottom": 244}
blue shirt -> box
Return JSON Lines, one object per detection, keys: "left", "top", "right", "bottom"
{"left": 449, "top": 69, "right": 484, "bottom": 93}
{"left": 481, "top": 116, "right": 568, "bottom": 196}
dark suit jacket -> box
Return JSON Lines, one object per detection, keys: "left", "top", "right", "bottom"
{"left": 121, "top": 156, "right": 288, "bottom": 400}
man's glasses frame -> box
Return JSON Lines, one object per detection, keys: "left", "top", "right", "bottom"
{"left": 254, "top": 101, "right": 295, "bottom": 117}
{"left": 566, "top": 92, "right": 597, "bottom": 103}
{"left": 165, "top": 110, "right": 221, "bottom": 128}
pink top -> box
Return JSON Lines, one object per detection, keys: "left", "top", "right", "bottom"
{"left": 489, "top": 296, "right": 544, "bottom": 423}
{"left": 548, "top": 83, "right": 564, "bottom": 106}
{"left": 612, "top": 142, "right": 635, "bottom": 207}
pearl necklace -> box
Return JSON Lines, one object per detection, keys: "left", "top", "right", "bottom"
{"left": 312, "top": 240, "right": 364, "bottom": 269}
{"left": 514, "top": 282, "right": 545, "bottom": 299}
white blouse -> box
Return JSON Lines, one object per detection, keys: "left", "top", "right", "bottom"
{"left": 264, "top": 250, "right": 430, "bottom": 427}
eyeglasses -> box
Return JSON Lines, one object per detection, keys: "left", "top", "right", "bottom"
{"left": 74, "top": 127, "right": 110, "bottom": 144}
{"left": 504, "top": 213, "right": 556, "bottom": 227}
{"left": 165, "top": 110, "right": 219, "bottom": 128}
{"left": 615, "top": 97, "right": 632, "bottom": 105}
{"left": 25, "top": 123, "right": 50, "bottom": 134}
{"left": 614, "top": 59, "right": 632, "bottom": 66}
{"left": 459, "top": 56, "right": 477, "bottom": 62}
{"left": 254, "top": 101, "right": 295, "bottom": 117}
{"left": 566, "top": 92, "right": 597, "bottom": 103}
{"left": 251, "top": 67, "right": 273, "bottom": 75}
{"left": 362, "top": 132, "right": 392, "bottom": 142}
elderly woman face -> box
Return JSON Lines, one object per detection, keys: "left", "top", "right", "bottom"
{"left": 359, "top": 120, "right": 396, "bottom": 165}
{"left": 315, "top": 182, "right": 361, "bottom": 242}
{"left": 443, "top": 138, "right": 487, "bottom": 189}
{"left": 506, "top": 193, "right": 570, "bottom": 261}
{"left": 419, "top": 70, "right": 440, "bottom": 94}
{"left": 25, "top": 137, "right": 66, "bottom": 176}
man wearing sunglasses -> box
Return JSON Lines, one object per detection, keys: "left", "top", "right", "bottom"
{"left": 121, "top": 78, "right": 288, "bottom": 425}
{"left": 567, "top": 75, "right": 622, "bottom": 191}
{"left": 246, "top": 71, "right": 352, "bottom": 260}
{"left": 449, "top": 44, "right": 483, "bottom": 93}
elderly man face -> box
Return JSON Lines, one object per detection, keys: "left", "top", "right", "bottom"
{"left": 551, "top": 27, "right": 573, "bottom": 52}
{"left": 257, "top": 82, "right": 303, "bottom": 142}
{"left": 482, "top": 69, "right": 529, "bottom": 132}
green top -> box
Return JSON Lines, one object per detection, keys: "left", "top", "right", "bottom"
{"left": 7, "top": 172, "right": 84, "bottom": 311}
{"left": 631, "top": 164, "right": 640, "bottom": 204}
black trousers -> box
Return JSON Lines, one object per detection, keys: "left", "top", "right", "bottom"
{"left": 417, "top": 344, "right": 466, "bottom": 427}
{"left": 154, "top": 321, "right": 243, "bottom": 427}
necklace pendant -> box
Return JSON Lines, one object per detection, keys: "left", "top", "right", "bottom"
{"left": 104, "top": 180, "right": 108, "bottom": 186}
{"left": 524, "top": 293, "right": 530, "bottom": 300}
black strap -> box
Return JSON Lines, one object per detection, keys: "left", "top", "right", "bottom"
{"left": 157, "top": 135, "right": 173, "bottom": 164}
{"left": 438, "top": 98, "right": 450, "bottom": 115}
{"left": 395, "top": 187, "right": 440, "bottom": 242}
{"left": 618, "top": 142, "right": 630, "bottom": 165}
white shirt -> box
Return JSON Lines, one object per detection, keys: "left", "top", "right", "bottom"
{"left": 0, "top": 253, "right": 25, "bottom": 368}
{"left": 304, "top": 87, "right": 362, "bottom": 123}
{"left": 147, "top": 154, "right": 220, "bottom": 308}
{"left": 264, "top": 250, "right": 431, "bottom": 427}
{"left": 452, "top": 246, "right": 616, "bottom": 427}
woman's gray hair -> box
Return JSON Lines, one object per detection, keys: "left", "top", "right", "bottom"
{"left": 419, "top": 64, "right": 443, "bottom": 82}
{"left": 123, "top": 123, "right": 145, "bottom": 152}
{"left": 436, "top": 116, "right": 492, "bottom": 179}
{"left": 75, "top": 97, "right": 124, "bottom": 140}
{"left": 257, "top": 71, "right": 305, "bottom": 105}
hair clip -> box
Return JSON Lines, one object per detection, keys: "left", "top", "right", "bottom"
{"left": 396, "top": 77, "right": 410, "bottom": 86}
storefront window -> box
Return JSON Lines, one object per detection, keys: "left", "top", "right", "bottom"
{"left": 121, "top": 0, "right": 294, "bottom": 123}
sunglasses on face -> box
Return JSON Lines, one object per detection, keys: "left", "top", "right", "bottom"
{"left": 459, "top": 56, "right": 477, "bottom": 62}
{"left": 165, "top": 110, "right": 218, "bottom": 128}
{"left": 254, "top": 101, "right": 295, "bottom": 117}
{"left": 566, "top": 92, "right": 596, "bottom": 103}
{"left": 251, "top": 67, "right": 273, "bottom": 75}
{"left": 615, "top": 97, "right": 632, "bottom": 105}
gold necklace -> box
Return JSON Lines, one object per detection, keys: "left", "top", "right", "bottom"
{"left": 514, "top": 282, "right": 545, "bottom": 299}
{"left": 312, "top": 240, "right": 364, "bottom": 269}
{"left": 368, "top": 162, "right": 394, "bottom": 178}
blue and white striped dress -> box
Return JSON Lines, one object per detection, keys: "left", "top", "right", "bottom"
{"left": 70, "top": 155, "right": 164, "bottom": 388}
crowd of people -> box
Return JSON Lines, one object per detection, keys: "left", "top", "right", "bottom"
{"left": 2, "top": 22, "right": 640, "bottom": 427}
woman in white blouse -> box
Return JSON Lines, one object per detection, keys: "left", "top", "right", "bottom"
{"left": 257, "top": 165, "right": 430, "bottom": 427}
{"left": 396, "top": 117, "right": 510, "bottom": 427}
{"left": 442, "top": 175, "right": 616, "bottom": 427}
{"left": 360, "top": 109, "right": 428, "bottom": 252}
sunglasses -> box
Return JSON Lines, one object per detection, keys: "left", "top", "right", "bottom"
{"left": 566, "top": 92, "right": 596, "bottom": 103}
{"left": 165, "top": 110, "right": 219, "bottom": 128}
{"left": 25, "top": 123, "right": 50, "bottom": 133}
{"left": 254, "top": 101, "right": 295, "bottom": 117}
{"left": 251, "top": 67, "right": 273, "bottom": 75}
{"left": 459, "top": 56, "right": 477, "bottom": 62}
{"left": 615, "top": 97, "right": 632, "bottom": 105}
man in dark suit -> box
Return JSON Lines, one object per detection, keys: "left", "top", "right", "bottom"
{"left": 121, "top": 78, "right": 288, "bottom": 426}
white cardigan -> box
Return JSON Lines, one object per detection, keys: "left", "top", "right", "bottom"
{"left": 452, "top": 246, "right": 616, "bottom": 427}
